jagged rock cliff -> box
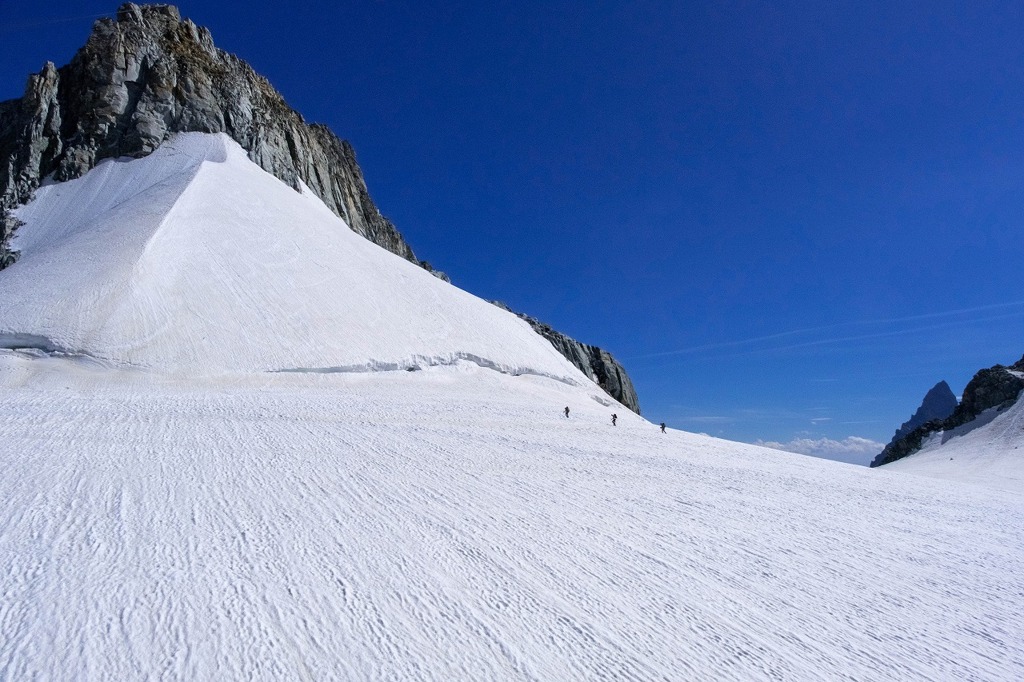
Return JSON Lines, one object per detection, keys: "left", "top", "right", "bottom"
{"left": 493, "top": 302, "right": 640, "bottom": 414}
{"left": 0, "top": 3, "right": 640, "bottom": 406}
{"left": 0, "top": 3, "right": 419, "bottom": 268}
{"left": 870, "top": 356, "right": 1024, "bottom": 468}
{"left": 893, "top": 381, "right": 958, "bottom": 443}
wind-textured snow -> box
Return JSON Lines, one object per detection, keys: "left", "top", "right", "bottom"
{"left": 885, "top": 397, "right": 1024, "bottom": 494}
{"left": 0, "top": 133, "right": 1022, "bottom": 680}
{"left": 0, "top": 357, "right": 1022, "bottom": 680}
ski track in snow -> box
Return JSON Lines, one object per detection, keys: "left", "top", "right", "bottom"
{"left": 1, "top": 362, "right": 1022, "bottom": 681}
{"left": 0, "top": 132, "right": 1020, "bottom": 679}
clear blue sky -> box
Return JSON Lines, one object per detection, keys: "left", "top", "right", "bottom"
{"left": 2, "top": 1, "right": 1022, "bottom": 464}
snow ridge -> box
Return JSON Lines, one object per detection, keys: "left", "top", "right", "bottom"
{"left": 0, "top": 133, "right": 585, "bottom": 383}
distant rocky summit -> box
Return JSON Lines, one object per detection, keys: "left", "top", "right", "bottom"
{"left": 894, "top": 381, "right": 958, "bottom": 441}
{"left": 871, "top": 356, "right": 1024, "bottom": 468}
{"left": 0, "top": 3, "right": 639, "bottom": 409}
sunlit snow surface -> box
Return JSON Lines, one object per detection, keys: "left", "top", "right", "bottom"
{"left": 0, "top": 134, "right": 580, "bottom": 381}
{"left": 1, "top": 359, "right": 1022, "bottom": 680}
{"left": 0, "top": 134, "right": 1022, "bottom": 679}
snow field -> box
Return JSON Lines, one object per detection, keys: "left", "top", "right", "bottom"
{"left": 0, "top": 129, "right": 1021, "bottom": 681}
{"left": 0, "top": 357, "right": 1021, "bottom": 680}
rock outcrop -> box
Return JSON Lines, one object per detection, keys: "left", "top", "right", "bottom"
{"left": 0, "top": 3, "right": 641, "bottom": 405}
{"left": 893, "top": 381, "right": 958, "bottom": 443}
{"left": 1, "top": 3, "right": 420, "bottom": 269}
{"left": 870, "top": 356, "right": 1024, "bottom": 468}
{"left": 493, "top": 302, "right": 640, "bottom": 414}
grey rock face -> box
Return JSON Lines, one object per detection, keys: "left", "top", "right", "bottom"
{"left": 870, "top": 356, "right": 1024, "bottom": 468}
{"left": 0, "top": 62, "right": 62, "bottom": 267}
{"left": 1, "top": 3, "right": 421, "bottom": 268}
{"left": 493, "top": 302, "right": 640, "bottom": 414}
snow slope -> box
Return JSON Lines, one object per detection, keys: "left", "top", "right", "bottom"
{"left": 0, "top": 133, "right": 581, "bottom": 382}
{"left": 0, "top": 132, "right": 1021, "bottom": 680}
{"left": 884, "top": 397, "right": 1024, "bottom": 494}
{"left": 0, "top": 356, "right": 1021, "bottom": 680}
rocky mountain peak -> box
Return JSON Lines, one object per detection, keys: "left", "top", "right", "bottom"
{"left": 2, "top": 2, "right": 418, "bottom": 268}
{"left": 117, "top": 2, "right": 180, "bottom": 23}
{"left": 893, "top": 380, "right": 958, "bottom": 442}
{"left": 0, "top": 3, "right": 641, "bottom": 410}
{"left": 870, "top": 356, "right": 1024, "bottom": 468}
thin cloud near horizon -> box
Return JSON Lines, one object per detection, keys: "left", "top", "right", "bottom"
{"left": 756, "top": 436, "right": 886, "bottom": 466}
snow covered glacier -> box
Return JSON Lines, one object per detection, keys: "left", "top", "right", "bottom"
{"left": 0, "top": 133, "right": 1022, "bottom": 680}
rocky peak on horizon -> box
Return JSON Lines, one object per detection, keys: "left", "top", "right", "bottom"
{"left": 0, "top": 3, "right": 641, "bottom": 412}
{"left": 870, "top": 355, "right": 1024, "bottom": 468}
{"left": 892, "top": 380, "right": 958, "bottom": 444}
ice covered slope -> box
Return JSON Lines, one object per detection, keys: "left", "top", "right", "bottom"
{"left": 0, "top": 357, "right": 1021, "bottom": 680}
{"left": 884, "top": 395, "right": 1024, "bottom": 493}
{"left": 0, "top": 133, "right": 580, "bottom": 381}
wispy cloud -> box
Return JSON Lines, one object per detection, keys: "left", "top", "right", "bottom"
{"left": 755, "top": 436, "right": 885, "bottom": 466}
{"left": 629, "top": 300, "right": 1024, "bottom": 360}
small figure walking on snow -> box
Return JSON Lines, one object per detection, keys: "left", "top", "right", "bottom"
{"left": 611, "top": 413, "right": 618, "bottom": 426}
{"left": 660, "top": 422, "right": 666, "bottom": 433}
{"left": 564, "top": 406, "right": 570, "bottom": 418}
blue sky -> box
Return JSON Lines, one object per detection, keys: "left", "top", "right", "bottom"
{"left": 2, "top": 1, "right": 1022, "bottom": 464}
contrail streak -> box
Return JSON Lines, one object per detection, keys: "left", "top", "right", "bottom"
{"left": 749, "top": 311, "right": 1024, "bottom": 354}
{"left": 630, "top": 300, "right": 1024, "bottom": 360}
{"left": 0, "top": 12, "right": 113, "bottom": 32}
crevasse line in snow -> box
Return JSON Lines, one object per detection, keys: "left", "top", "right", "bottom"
{"left": 272, "top": 352, "right": 582, "bottom": 386}
{"left": 0, "top": 334, "right": 143, "bottom": 370}
{"left": 0, "top": 333, "right": 61, "bottom": 353}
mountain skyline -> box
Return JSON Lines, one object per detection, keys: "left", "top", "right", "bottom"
{"left": 2, "top": 1, "right": 1022, "bottom": 464}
